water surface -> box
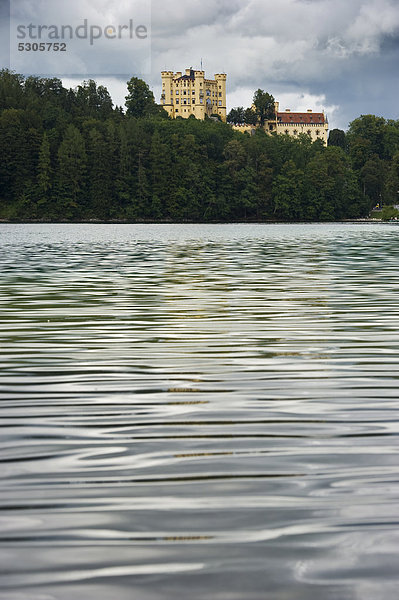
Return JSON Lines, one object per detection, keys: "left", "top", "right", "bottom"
{"left": 1, "top": 223, "right": 399, "bottom": 599}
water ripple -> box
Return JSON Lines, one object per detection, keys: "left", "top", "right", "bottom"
{"left": 1, "top": 223, "right": 399, "bottom": 599}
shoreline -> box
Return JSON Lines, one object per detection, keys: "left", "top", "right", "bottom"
{"left": 0, "top": 218, "right": 393, "bottom": 225}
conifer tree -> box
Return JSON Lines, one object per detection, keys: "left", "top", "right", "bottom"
{"left": 116, "top": 125, "right": 132, "bottom": 213}
{"left": 87, "top": 128, "right": 111, "bottom": 219}
{"left": 37, "top": 132, "right": 52, "bottom": 211}
{"left": 57, "top": 125, "right": 87, "bottom": 218}
{"left": 37, "top": 132, "right": 51, "bottom": 192}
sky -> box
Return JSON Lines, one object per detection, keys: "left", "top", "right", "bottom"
{"left": 2, "top": 0, "right": 399, "bottom": 130}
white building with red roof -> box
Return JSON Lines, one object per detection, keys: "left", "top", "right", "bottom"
{"left": 268, "top": 102, "right": 328, "bottom": 145}
{"left": 233, "top": 101, "right": 329, "bottom": 145}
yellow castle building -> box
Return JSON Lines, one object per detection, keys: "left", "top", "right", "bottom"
{"left": 160, "top": 68, "right": 328, "bottom": 144}
{"left": 160, "top": 68, "right": 227, "bottom": 122}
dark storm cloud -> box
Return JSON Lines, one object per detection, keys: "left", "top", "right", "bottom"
{"left": 2, "top": 0, "right": 399, "bottom": 129}
{"left": 147, "top": 0, "right": 399, "bottom": 128}
{"left": 380, "top": 32, "right": 399, "bottom": 51}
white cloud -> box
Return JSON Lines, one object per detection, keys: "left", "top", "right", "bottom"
{"left": 276, "top": 92, "right": 338, "bottom": 118}
{"left": 227, "top": 86, "right": 339, "bottom": 121}
{"left": 347, "top": 0, "right": 399, "bottom": 48}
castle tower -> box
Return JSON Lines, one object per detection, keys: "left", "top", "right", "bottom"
{"left": 215, "top": 73, "right": 227, "bottom": 122}
{"left": 160, "top": 71, "right": 174, "bottom": 119}
{"left": 160, "top": 68, "right": 227, "bottom": 122}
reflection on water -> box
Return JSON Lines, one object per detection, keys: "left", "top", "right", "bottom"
{"left": 1, "top": 223, "right": 399, "bottom": 600}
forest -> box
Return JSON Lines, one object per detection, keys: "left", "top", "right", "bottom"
{"left": 1, "top": 69, "right": 399, "bottom": 222}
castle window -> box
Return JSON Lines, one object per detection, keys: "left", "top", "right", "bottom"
{"left": 293, "top": 130, "right": 298, "bottom": 135}
{"left": 176, "top": 99, "right": 179, "bottom": 104}
{"left": 183, "top": 90, "right": 186, "bottom": 95}
{"left": 192, "top": 90, "right": 195, "bottom": 94}
{"left": 219, "top": 92, "right": 222, "bottom": 97}
{"left": 176, "top": 90, "right": 179, "bottom": 94}
{"left": 219, "top": 100, "right": 222, "bottom": 106}
{"left": 200, "top": 99, "right": 203, "bottom": 104}
{"left": 192, "top": 99, "right": 195, "bottom": 104}
{"left": 176, "top": 109, "right": 178, "bottom": 112}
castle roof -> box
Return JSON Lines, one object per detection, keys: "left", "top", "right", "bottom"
{"left": 277, "top": 112, "right": 325, "bottom": 124}
{"left": 175, "top": 69, "right": 195, "bottom": 82}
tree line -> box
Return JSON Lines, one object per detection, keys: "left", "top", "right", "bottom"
{"left": 1, "top": 69, "right": 398, "bottom": 222}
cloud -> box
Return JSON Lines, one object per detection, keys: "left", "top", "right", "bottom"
{"left": 147, "top": 0, "right": 399, "bottom": 128}
{"left": 2, "top": 0, "right": 399, "bottom": 130}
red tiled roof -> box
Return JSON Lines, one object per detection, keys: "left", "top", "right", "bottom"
{"left": 277, "top": 112, "right": 325, "bottom": 124}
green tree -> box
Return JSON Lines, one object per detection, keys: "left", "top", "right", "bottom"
{"left": 272, "top": 160, "right": 304, "bottom": 220}
{"left": 57, "top": 125, "right": 87, "bottom": 218}
{"left": 87, "top": 127, "right": 112, "bottom": 219}
{"left": 0, "top": 109, "right": 31, "bottom": 203}
{"left": 328, "top": 129, "right": 347, "bottom": 150}
{"left": 302, "top": 152, "right": 329, "bottom": 220}
{"left": 149, "top": 129, "right": 172, "bottom": 218}
{"left": 74, "top": 80, "right": 113, "bottom": 119}
{"left": 360, "top": 155, "right": 385, "bottom": 206}
{"left": 254, "top": 153, "right": 273, "bottom": 218}
{"left": 227, "top": 107, "right": 245, "bottom": 124}
{"left": 244, "top": 108, "right": 258, "bottom": 125}
{"left": 347, "top": 115, "right": 386, "bottom": 159}
{"left": 253, "top": 89, "right": 275, "bottom": 126}
{"left": 0, "top": 69, "right": 25, "bottom": 111}
{"left": 385, "top": 151, "right": 399, "bottom": 206}
{"left": 37, "top": 132, "right": 52, "bottom": 212}
{"left": 382, "top": 121, "right": 399, "bottom": 160}
{"left": 132, "top": 151, "right": 150, "bottom": 219}
{"left": 115, "top": 125, "right": 133, "bottom": 213}
{"left": 125, "top": 77, "right": 158, "bottom": 118}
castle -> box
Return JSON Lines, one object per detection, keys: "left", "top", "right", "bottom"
{"left": 160, "top": 68, "right": 328, "bottom": 145}
{"left": 234, "top": 102, "right": 329, "bottom": 145}
{"left": 160, "top": 68, "right": 227, "bottom": 122}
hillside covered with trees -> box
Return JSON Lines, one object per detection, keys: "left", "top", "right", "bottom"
{"left": 1, "top": 69, "right": 398, "bottom": 222}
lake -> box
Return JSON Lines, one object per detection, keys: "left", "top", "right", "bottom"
{"left": 0, "top": 223, "right": 399, "bottom": 600}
